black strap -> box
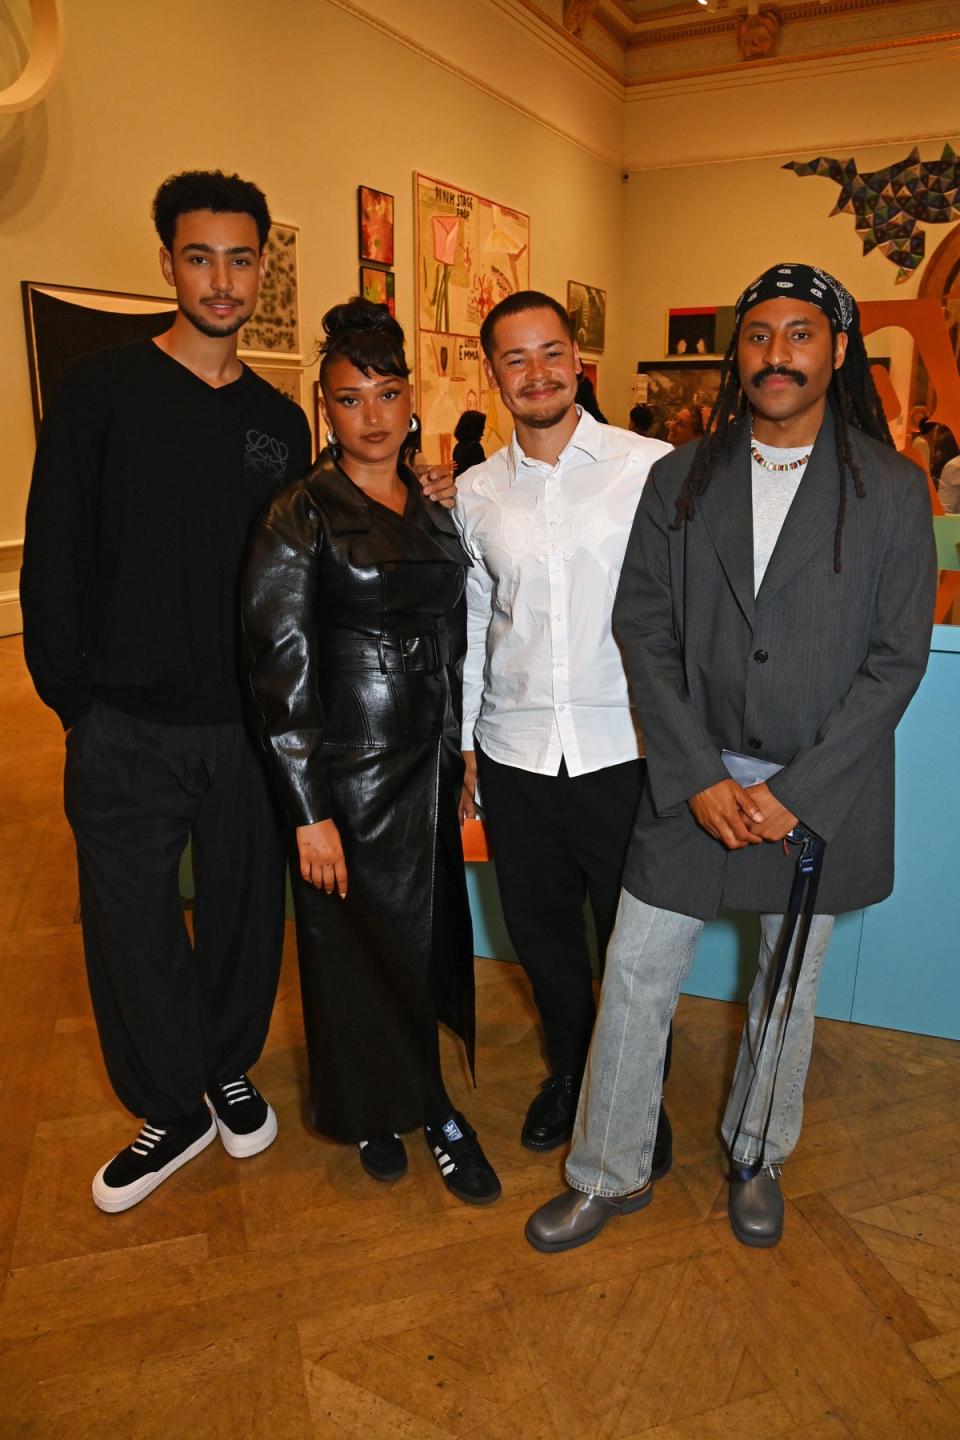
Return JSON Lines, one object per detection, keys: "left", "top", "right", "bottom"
{"left": 729, "top": 826, "right": 826, "bottom": 1171}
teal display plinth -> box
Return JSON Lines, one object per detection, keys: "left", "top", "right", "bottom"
{"left": 466, "top": 626, "right": 960, "bottom": 1042}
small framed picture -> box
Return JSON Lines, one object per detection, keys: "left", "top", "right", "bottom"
{"left": 567, "top": 281, "right": 606, "bottom": 354}
{"left": 665, "top": 306, "right": 736, "bottom": 358}
{"left": 358, "top": 186, "right": 395, "bottom": 266}
{"left": 360, "top": 266, "right": 396, "bottom": 317}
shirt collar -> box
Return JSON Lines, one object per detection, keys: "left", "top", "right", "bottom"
{"left": 508, "top": 406, "right": 602, "bottom": 478}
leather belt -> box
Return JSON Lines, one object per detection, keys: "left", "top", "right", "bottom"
{"left": 322, "top": 629, "right": 449, "bottom": 675}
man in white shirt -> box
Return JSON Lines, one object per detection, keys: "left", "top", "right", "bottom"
{"left": 456, "top": 290, "right": 671, "bottom": 1156}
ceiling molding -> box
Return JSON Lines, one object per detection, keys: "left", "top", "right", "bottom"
{"left": 622, "top": 30, "right": 960, "bottom": 93}
{"left": 324, "top": 0, "right": 626, "bottom": 166}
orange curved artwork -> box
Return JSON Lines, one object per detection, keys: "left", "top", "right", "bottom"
{"left": 859, "top": 299, "right": 960, "bottom": 623}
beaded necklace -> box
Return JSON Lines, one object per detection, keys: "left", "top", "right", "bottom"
{"left": 750, "top": 436, "right": 811, "bottom": 473}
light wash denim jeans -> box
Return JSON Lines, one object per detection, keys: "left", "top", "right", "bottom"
{"left": 565, "top": 890, "right": 835, "bottom": 1197}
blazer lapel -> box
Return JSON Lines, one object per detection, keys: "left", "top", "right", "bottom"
{"left": 756, "top": 408, "right": 839, "bottom": 603}
{"left": 698, "top": 423, "right": 756, "bottom": 629}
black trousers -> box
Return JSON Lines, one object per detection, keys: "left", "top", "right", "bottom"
{"left": 476, "top": 748, "right": 644, "bottom": 1077}
{"left": 64, "top": 702, "right": 286, "bottom": 1124}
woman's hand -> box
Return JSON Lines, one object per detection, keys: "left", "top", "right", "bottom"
{"left": 296, "top": 819, "right": 348, "bottom": 897}
{"left": 416, "top": 462, "right": 458, "bottom": 509}
{"left": 459, "top": 750, "right": 478, "bottom": 824}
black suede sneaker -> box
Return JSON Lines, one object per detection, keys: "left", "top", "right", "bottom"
{"left": 92, "top": 1108, "right": 216, "bottom": 1213}
{"left": 424, "top": 1112, "right": 501, "bottom": 1206}
{"left": 358, "top": 1134, "right": 408, "bottom": 1183}
{"left": 207, "top": 1076, "right": 277, "bottom": 1159}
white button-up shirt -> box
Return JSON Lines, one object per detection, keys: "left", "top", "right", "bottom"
{"left": 455, "top": 409, "right": 672, "bottom": 776}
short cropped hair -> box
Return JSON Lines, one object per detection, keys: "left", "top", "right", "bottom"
{"left": 480, "top": 290, "right": 574, "bottom": 361}
{"left": 629, "top": 404, "right": 654, "bottom": 433}
{"left": 152, "top": 170, "right": 272, "bottom": 250}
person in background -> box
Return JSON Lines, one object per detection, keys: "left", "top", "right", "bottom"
{"left": 939, "top": 450, "right": 960, "bottom": 513}
{"left": 453, "top": 409, "right": 487, "bottom": 475}
{"left": 242, "top": 300, "right": 500, "bottom": 1207}
{"left": 456, "top": 290, "right": 673, "bottom": 1166}
{"left": 667, "top": 403, "right": 705, "bottom": 448}
{"left": 575, "top": 365, "right": 607, "bottom": 423}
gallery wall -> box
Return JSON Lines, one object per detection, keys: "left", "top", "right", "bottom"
{"left": 1, "top": 0, "right": 959, "bottom": 637}
{"left": 0, "top": 0, "right": 629, "bottom": 633}
{"left": 620, "top": 134, "right": 960, "bottom": 442}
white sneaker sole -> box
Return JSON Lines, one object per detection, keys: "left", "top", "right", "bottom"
{"left": 92, "top": 1116, "right": 217, "bottom": 1214}
{"left": 211, "top": 1101, "right": 278, "bottom": 1159}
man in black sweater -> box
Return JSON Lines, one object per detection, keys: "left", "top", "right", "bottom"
{"left": 20, "top": 171, "right": 314, "bottom": 1212}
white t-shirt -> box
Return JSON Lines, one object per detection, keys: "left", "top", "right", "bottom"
{"left": 751, "top": 439, "right": 811, "bottom": 594}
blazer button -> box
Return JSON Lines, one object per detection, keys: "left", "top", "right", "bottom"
{"left": 753, "top": 649, "right": 769, "bottom": 663}
{"left": 747, "top": 737, "right": 762, "bottom": 750}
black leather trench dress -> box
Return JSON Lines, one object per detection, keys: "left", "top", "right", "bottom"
{"left": 241, "top": 452, "right": 475, "bottom": 1141}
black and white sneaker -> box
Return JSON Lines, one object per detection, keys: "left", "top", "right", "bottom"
{"left": 92, "top": 1108, "right": 216, "bottom": 1213}
{"left": 424, "top": 1111, "right": 501, "bottom": 1206}
{"left": 207, "top": 1075, "right": 277, "bottom": 1158}
{"left": 358, "top": 1134, "right": 408, "bottom": 1182}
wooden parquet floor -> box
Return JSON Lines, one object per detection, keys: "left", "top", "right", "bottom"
{"left": 2, "top": 633, "right": 959, "bottom": 1439}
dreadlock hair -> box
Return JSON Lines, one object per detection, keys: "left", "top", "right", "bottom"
{"left": 672, "top": 320, "right": 894, "bottom": 572}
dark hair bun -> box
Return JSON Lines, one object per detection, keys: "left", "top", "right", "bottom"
{"left": 322, "top": 298, "right": 403, "bottom": 345}
{"left": 318, "top": 297, "right": 410, "bottom": 381}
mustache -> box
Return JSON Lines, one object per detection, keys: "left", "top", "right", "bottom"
{"left": 750, "top": 365, "right": 807, "bottom": 388}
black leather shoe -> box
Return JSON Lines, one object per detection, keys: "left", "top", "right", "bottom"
{"left": 728, "top": 1162, "right": 784, "bottom": 1247}
{"left": 651, "top": 1104, "right": 672, "bottom": 1181}
{"left": 521, "top": 1074, "right": 578, "bottom": 1151}
{"left": 525, "top": 1183, "right": 653, "bottom": 1253}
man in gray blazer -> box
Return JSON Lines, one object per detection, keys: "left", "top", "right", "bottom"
{"left": 526, "top": 262, "right": 936, "bottom": 1253}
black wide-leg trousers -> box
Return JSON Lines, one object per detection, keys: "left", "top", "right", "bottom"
{"left": 475, "top": 748, "right": 646, "bottom": 1078}
{"left": 64, "top": 702, "right": 286, "bottom": 1125}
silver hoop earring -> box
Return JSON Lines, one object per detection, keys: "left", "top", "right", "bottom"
{"left": 408, "top": 416, "right": 419, "bottom": 433}
{"left": 326, "top": 428, "right": 337, "bottom": 448}
{"left": 325, "top": 427, "right": 342, "bottom": 461}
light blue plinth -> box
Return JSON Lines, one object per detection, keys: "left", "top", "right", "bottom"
{"left": 467, "top": 626, "right": 960, "bottom": 1041}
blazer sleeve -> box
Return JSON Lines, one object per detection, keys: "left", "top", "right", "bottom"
{"left": 241, "top": 486, "right": 332, "bottom": 827}
{"left": 613, "top": 466, "right": 730, "bottom": 815}
{"left": 768, "top": 467, "right": 936, "bottom": 841}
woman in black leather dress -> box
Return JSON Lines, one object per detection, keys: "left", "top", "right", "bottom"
{"left": 242, "top": 301, "right": 500, "bottom": 1204}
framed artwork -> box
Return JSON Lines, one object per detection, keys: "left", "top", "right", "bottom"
{"left": 567, "top": 281, "right": 606, "bottom": 354}
{"left": 360, "top": 266, "right": 396, "bottom": 316}
{"left": 239, "top": 221, "right": 300, "bottom": 358}
{"left": 666, "top": 306, "right": 736, "bottom": 358}
{"left": 633, "top": 359, "right": 723, "bottom": 435}
{"left": 245, "top": 361, "right": 303, "bottom": 407}
{"left": 358, "top": 186, "right": 395, "bottom": 267}
{"left": 414, "top": 172, "right": 530, "bottom": 462}
{"left": 21, "top": 281, "right": 176, "bottom": 432}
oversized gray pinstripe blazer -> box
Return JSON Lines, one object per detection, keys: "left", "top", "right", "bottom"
{"left": 613, "top": 410, "right": 936, "bottom": 920}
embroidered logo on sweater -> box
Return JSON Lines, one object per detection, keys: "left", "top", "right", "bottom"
{"left": 244, "top": 430, "right": 289, "bottom": 483}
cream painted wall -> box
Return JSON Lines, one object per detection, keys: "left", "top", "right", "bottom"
{"left": 0, "top": 0, "right": 629, "bottom": 633}
{"left": 2, "top": 0, "right": 959, "bottom": 639}
{"left": 621, "top": 136, "right": 960, "bottom": 442}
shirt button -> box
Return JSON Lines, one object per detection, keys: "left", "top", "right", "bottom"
{"left": 747, "top": 737, "right": 762, "bottom": 750}
{"left": 753, "top": 649, "right": 769, "bottom": 663}
{"left": 555, "top": 614, "right": 561, "bottom": 621}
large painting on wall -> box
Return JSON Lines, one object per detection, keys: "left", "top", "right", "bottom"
{"left": 21, "top": 282, "right": 177, "bottom": 432}
{"left": 414, "top": 173, "right": 530, "bottom": 462}
{"left": 239, "top": 221, "right": 300, "bottom": 358}
{"left": 633, "top": 359, "right": 722, "bottom": 436}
